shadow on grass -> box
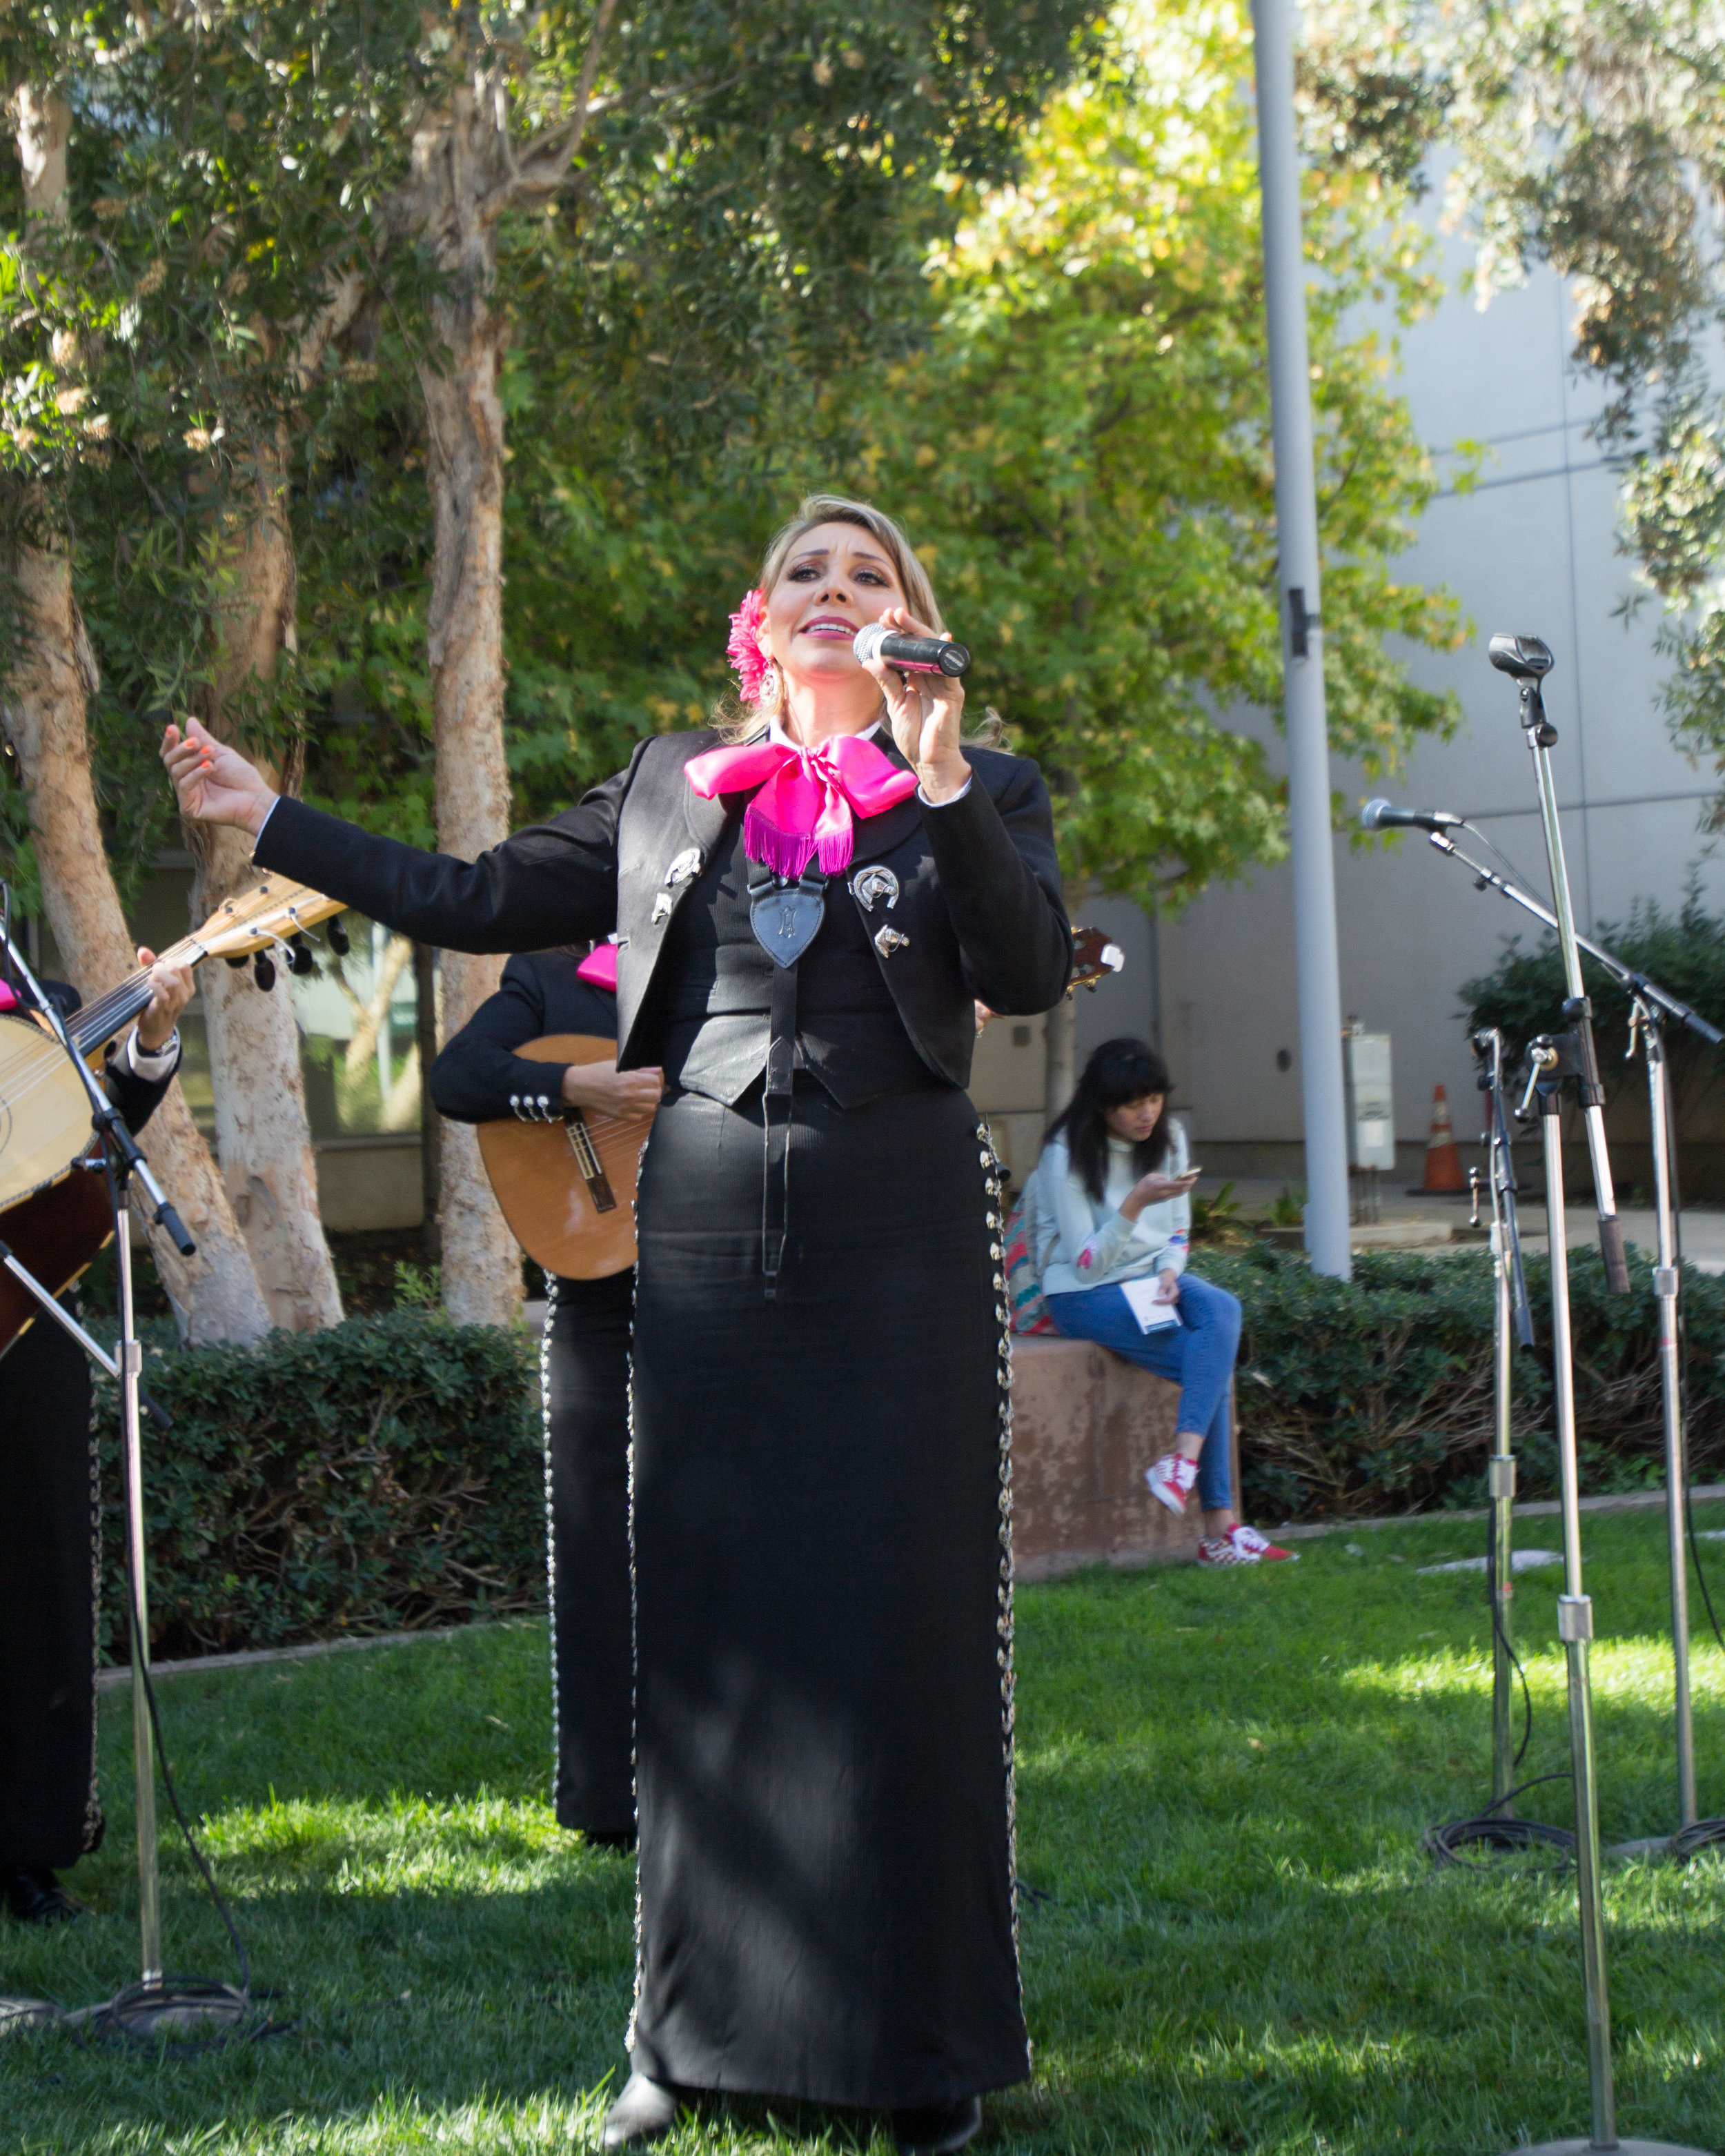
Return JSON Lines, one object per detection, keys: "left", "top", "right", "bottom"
{"left": 5, "top": 1512, "right": 1725, "bottom": 2150}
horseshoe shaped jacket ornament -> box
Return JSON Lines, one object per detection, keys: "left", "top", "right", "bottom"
{"left": 849, "top": 865, "right": 900, "bottom": 914}
{"left": 650, "top": 846, "right": 707, "bottom": 926}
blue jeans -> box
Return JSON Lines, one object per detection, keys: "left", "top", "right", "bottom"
{"left": 1044, "top": 1273, "right": 1241, "bottom": 1512}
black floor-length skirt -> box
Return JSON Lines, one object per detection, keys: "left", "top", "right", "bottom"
{"left": 541, "top": 1270, "right": 636, "bottom": 1838}
{"left": 627, "top": 1078, "right": 1027, "bottom": 2110}
{"left": 0, "top": 1310, "right": 103, "bottom": 1870}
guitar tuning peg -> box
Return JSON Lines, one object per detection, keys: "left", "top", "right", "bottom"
{"left": 224, "top": 953, "right": 249, "bottom": 969}
{"left": 288, "top": 934, "right": 315, "bottom": 977}
{"left": 253, "top": 951, "right": 276, "bottom": 992}
{"left": 326, "top": 918, "right": 350, "bottom": 956}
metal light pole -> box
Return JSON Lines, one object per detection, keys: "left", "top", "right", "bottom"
{"left": 1249, "top": 0, "right": 1352, "bottom": 1279}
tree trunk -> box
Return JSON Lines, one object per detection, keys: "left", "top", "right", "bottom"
{"left": 340, "top": 931, "right": 413, "bottom": 1083}
{"left": 187, "top": 436, "right": 342, "bottom": 1331}
{"left": 413, "top": 119, "right": 520, "bottom": 1327}
{"left": 4, "top": 86, "right": 272, "bottom": 1347}
{"left": 3, "top": 547, "right": 274, "bottom": 1345}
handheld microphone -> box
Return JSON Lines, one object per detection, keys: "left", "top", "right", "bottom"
{"left": 1360, "top": 798, "right": 1465, "bottom": 834}
{"left": 854, "top": 623, "right": 971, "bottom": 678}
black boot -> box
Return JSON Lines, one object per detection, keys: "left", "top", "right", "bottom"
{"left": 1, "top": 1866, "right": 82, "bottom": 1926}
{"left": 599, "top": 2073, "right": 682, "bottom": 2148}
{"left": 892, "top": 2095, "right": 983, "bottom": 2155}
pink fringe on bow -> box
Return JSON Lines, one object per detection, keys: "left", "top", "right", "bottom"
{"left": 726, "top": 588, "right": 771, "bottom": 705}
{"left": 685, "top": 733, "right": 917, "bottom": 878}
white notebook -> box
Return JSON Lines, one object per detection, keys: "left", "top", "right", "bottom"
{"left": 1119, "top": 1276, "right": 1180, "bottom": 1332}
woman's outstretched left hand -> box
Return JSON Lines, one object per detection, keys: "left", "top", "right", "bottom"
{"left": 862, "top": 604, "right": 969, "bottom": 804}
{"left": 160, "top": 718, "right": 279, "bottom": 835}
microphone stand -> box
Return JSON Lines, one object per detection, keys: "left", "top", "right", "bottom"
{"left": 1476, "top": 1027, "right": 1535, "bottom": 1812}
{"left": 0, "top": 922, "right": 247, "bottom": 2040}
{"left": 1512, "top": 670, "right": 1633, "bottom": 1296}
{"left": 1440, "top": 639, "right": 1711, "bottom": 2153}
{"left": 1428, "top": 824, "right": 1723, "bottom": 1851}
{"left": 1423, "top": 1031, "right": 1562, "bottom": 1871}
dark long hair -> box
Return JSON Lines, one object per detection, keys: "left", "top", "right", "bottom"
{"left": 1047, "top": 1037, "right": 1174, "bottom": 1203}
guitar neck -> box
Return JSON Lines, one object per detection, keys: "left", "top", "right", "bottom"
{"left": 65, "top": 931, "right": 205, "bottom": 1060}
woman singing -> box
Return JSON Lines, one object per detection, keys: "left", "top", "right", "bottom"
{"left": 161, "top": 494, "right": 1071, "bottom": 2153}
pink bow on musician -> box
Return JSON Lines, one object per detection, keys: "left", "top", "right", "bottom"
{"left": 685, "top": 734, "right": 917, "bottom": 879}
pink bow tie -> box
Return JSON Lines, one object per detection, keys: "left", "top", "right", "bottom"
{"left": 684, "top": 733, "right": 917, "bottom": 878}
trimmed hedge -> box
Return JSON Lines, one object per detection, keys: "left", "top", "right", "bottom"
{"left": 1203, "top": 1244, "right": 1725, "bottom": 1523}
{"left": 95, "top": 1314, "right": 541, "bottom": 1663}
{"left": 93, "top": 1250, "right": 1725, "bottom": 1657}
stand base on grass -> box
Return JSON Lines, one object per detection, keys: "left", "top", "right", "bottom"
{"left": 1507, "top": 2139, "right": 1717, "bottom": 2153}
{"left": 94, "top": 1981, "right": 250, "bottom": 2042}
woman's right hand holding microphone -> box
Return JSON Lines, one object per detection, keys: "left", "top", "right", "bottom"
{"left": 161, "top": 719, "right": 278, "bottom": 835}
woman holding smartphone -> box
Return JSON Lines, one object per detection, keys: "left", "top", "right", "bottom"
{"left": 1030, "top": 1038, "right": 1291, "bottom": 1565}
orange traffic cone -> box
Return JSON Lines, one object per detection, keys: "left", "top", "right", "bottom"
{"left": 1412, "top": 1082, "right": 1466, "bottom": 1194}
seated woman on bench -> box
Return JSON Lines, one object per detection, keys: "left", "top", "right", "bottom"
{"left": 1030, "top": 1037, "right": 1292, "bottom": 1567}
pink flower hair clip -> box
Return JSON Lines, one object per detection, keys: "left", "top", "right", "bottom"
{"left": 726, "top": 587, "right": 771, "bottom": 705}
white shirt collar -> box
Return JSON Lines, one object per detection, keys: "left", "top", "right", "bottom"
{"left": 766, "top": 716, "right": 882, "bottom": 748}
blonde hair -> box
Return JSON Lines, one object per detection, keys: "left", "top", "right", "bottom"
{"left": 713, "top": 493, "right": 945, "bottom": 742}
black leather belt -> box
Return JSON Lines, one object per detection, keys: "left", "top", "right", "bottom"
{"left": 747, "top": 864, "right": 827, "bottom": 1299}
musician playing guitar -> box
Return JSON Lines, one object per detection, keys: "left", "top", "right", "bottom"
{"left": 1, "top": 947, "right": 193, "bottom": 1925}
{"left": 428, "top": 947, "right": 660, "bottom": 1848}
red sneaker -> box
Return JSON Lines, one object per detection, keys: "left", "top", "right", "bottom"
{"left": 1197, "top": 1524, "right": 1297, "bottom": 1565}
{"left": 1146, "top": 1452, "right": 1200, "bottom": 1516}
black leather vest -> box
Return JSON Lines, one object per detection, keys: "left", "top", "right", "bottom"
{"left": 638, "top": 818, "right": 943, "bottom": 1107}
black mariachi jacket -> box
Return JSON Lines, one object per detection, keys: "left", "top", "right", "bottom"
{"left": 428, "top": 951, "right": 618, "bottom": 1126}
{"left": 253, "top": 729, "right": 1072, "bottom": 1092}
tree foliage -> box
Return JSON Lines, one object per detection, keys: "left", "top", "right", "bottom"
{"left": 824, "top": 0, "right": 1465, "bottom": 902}
{"left": 0, "top": 0, "right": 1465, "bottom": 918}
{"left": 0, "top": 0, "right": 1098, "bottom": 869}
{"left": 1459, "top": 882, "right": 1725, "bottom": 1136}
{"left": 1297, "top": 0, "right": 1725, "bottom": 822}
{"left": 374, "top": 0, "right": 1468, "bottom": 907}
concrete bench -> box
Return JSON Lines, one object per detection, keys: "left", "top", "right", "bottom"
{"left": 1009, "top": 1335, "right": 1240, "bottom": 1581}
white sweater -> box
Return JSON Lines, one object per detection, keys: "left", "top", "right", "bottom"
{"left": 1029, "top": 1122, "right": 1191, "bottom": 1298}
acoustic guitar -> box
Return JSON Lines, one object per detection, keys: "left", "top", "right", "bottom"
{"left": 479, "top": 924, "right": 1125, "bottom": 1280}
{"left": 0, "top": 874, "right": 346, "bottom": 1358}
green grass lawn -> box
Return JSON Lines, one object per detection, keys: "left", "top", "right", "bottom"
{"left": 6, "top": 1504, "right": 1725, "bottom": 2153}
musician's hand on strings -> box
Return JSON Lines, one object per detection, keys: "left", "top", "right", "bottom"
{"left": 862, "top": 604, "right": 969, "bottom": 805}
{"left": 160, "top": 718, "right": 279, "bottom": 835}
{"left": 561, "top": 1060, "right": 664, "bottom": 1120}
{"left": 135, "top": 946, "right": 194, "bottom": 1051}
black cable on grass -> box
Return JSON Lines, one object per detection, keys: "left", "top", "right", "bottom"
{"left": 1420, "top": 1468, "right": 1547, "bottom": 1871}
{"left": 1486, "top": 1500, "right": 1535, "bottom": 1771}
{"left": 1670, "top": 1817, "right": 1725, "bottom": 1861}
{"left": 1424, "top": 1772, "right": 1578, "bottom": 1871}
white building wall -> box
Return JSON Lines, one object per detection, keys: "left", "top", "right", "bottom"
{"left": 1153, "top": 253, "right": 1722, "bottom": 1171}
